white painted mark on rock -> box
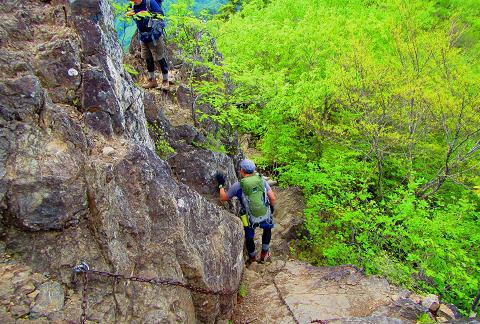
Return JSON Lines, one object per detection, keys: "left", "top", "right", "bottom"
{"left": 68, "top": 68, "right": 79, "bottom": 77}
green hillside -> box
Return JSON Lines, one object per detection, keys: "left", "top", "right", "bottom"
{"left": 170, "top": 0, "right": 480, "bottom": 313}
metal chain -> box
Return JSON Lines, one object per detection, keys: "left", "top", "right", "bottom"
{"left": 73, "top": 262, "right": 240, "bottom": 323}
{"left": 74, "top": 262, "right": 330, "bottom": 323}
{"left": 86, "top": 268, "right": 237, "bottom": 296}
{"left": 81, "top": 271, "right": 89, "bottom": 324}
{"left": 74, "top": 262, "right": 90, "bottom": 324}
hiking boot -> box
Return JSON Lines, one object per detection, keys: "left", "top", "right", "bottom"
{"left": 246, "top": 255, "right": 257, "bottom": 265}
{"left": 161, "top": 80, "right": 169, "bottom": 90}
{"left": 142, "top": 78, "right": 158, "bottom": 89}
{"left": 260, "top": 250, "right": 271, "bottom": 263}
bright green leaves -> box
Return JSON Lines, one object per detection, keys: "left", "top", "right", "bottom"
{"left": 110, "top": 0, "right": 133, "bottom": 22}
{"left": 474, "top": 186, "right": 480, "bottom": 197}
{"left": 210, "top": 0, "right": 480, "bottom": 313}
{"left": 122, "top": 63, "right": 139, "bottom": 76}
{"left": 148, "top": 123, "right": 176, "bottom": 159}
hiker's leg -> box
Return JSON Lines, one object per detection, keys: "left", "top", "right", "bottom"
{"left": 146, "top": 57, "right": 155, "bottom": 80}
{"left": 140, "top": 42, "right": 158, "bottom": 88}
{"left": 261, "top": 228, "right": 271, "bottom": 252}
{"left": 158, "top": 58, "right": 168, "bottom": 81}
{"left": 141, "top": 42, "right": 155, "bottom": 79}
{"left": 244, "top": 226, "right": 256, "bottom": 258}
{"left": 152, "top": 36, "right": 169, "bottom": 82}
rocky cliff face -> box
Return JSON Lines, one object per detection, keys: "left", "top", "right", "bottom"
{"left": 0, "top": 0, "right": 244, "bottom": 322}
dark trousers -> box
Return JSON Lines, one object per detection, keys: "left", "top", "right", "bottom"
{"left": 146, "top": 57, "right": 168, "bottom": 75}
{"left": 244, "top": 226, "right": 272, "bottom": 256}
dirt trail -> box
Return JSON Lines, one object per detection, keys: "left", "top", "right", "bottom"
{"left": 231, "top": 187, "right": 305, "bottom": 324}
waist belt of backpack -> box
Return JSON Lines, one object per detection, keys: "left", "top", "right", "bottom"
{"left": 247, "top": 207, "right": 271, "bottom": 225}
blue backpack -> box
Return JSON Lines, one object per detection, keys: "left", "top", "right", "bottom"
{"left": 138, "top": 0, "right": 164, "bottom": 43}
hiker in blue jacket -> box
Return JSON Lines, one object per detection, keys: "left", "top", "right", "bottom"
{"left": 216, "top": 159, "right": 277, "bottom": 264}
{"left": 127, "top": 0, "right": 169, "bottom": 89}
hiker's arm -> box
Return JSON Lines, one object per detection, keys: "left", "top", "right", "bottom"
{"left": 267, "top": 189, "right": 277, "bottom": 206}
{"left": 216, "top": 171, "right": 230, "bottom": 202}
{"left": 219, "top": 188, "right": 229, "bottom": 202}
{"left": 220, "top": 182, "right": 240, "bottom": 203}
{"left": 264, "top": 180, "right": 276, "bottom": 206}
{"left": 149, "top": 0, "right": 164, "bottom": 19}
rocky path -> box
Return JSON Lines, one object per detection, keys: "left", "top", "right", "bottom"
{"left": 150, "top": 71, "right": 196, "bottom": 128}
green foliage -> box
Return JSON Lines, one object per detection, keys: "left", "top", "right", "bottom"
{"left": 164, "top": 1, "right": 248, "bottom": 145}
{"left": 110, "top": 0, "right": 162, "bottom": 50}
{"left": 110, "top": 0, "right": 132, "bottom": 20}
{"left": 147, "top": 123, "right": 176, "bottom": 159}
{"left": 193, "top": 132, "right": 227, "bottom": 154}
{"left": 156, "top": 0, "right": 480, "bottom": 313}
{"left": 192, "top": 0, "right": 229, "bottom": 14}
{"left": 217, "top": 0, "right": 241, "bottom": 20}
{"left": 281, "top": 147, "right": 479, "bottom": 313}
{"left": 110, "top": 0, "right": 158, "bottom": 20}
{"left": 111, "top": 0, "right": 136, "bottom": 50}
{"left": 238, "top": 282, "right": 247, "bottom": 298}
{"left": 122, "top": 63, "right": 139, "bottom": 76}
{"left": 416, "top": 312, "right": 435, "bottom": 324}
{"left": 71, "top": 97, "right": 80, "bottom": 108}
{"left": 205, "top": 0, "right": 480, "bottom": 313}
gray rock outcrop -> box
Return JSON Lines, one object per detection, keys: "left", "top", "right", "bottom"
{"left": 0, "top": 0, "right": 244, "bottom": 323}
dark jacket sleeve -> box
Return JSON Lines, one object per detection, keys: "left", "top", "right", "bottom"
{"left": 149, "top": 0, "right": 163, "bottom": 14}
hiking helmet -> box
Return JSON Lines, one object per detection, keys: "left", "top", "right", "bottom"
{"left": 240, "top": 159, "right": 256, "bottom": 174}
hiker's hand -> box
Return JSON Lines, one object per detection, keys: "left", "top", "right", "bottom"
{"left": 125, "top": 10, "right": 135, "bottom": 17}
{"left": 270, "top": 205, "right": 275, "bottom": 215}
{"left": 215, "top": 172, "right": 226, "bottom": 188}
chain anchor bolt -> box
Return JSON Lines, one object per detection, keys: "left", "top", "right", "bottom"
{"left": 73, "top": 262, "right": 90, "bottom": 274}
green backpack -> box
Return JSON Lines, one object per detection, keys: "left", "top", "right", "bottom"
{"left": 240, "top": 174, "right": 271, "bottom": 224}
